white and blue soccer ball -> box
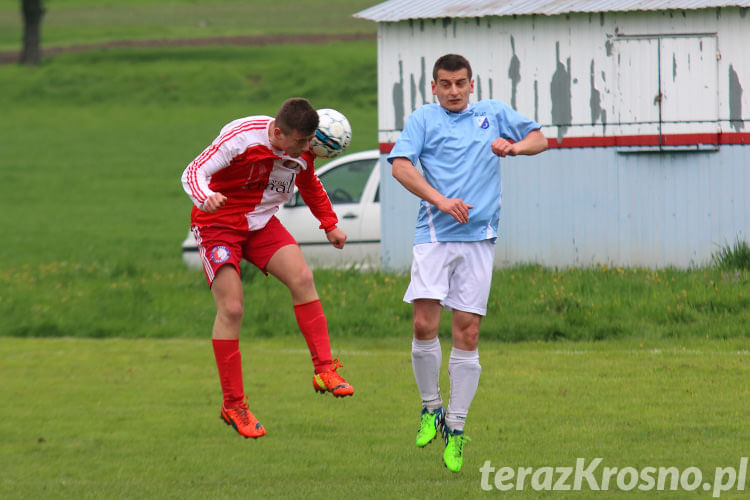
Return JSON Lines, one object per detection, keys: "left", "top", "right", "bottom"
{"left": 312, "top": 108, "right": 352, "bottom": 159}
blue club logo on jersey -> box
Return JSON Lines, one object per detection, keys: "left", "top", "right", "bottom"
{"left": 209, "top": 245, "right": 230, "bottom": 264}
{"left": 475, "top": 116, "right": 490, "bottom": 129}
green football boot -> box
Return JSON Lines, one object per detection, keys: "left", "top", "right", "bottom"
{"left": 443, "top": 426, "right": 471, "bottom": 472}
{"left": 416, "top": 406, "right": 445, "bottom": 447}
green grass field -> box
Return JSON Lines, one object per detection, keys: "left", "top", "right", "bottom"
{"left": 2, "top": 336, "right": 749, "bottom": 498}
{"left": 1, "top": 1, "right": 749, "bottom": 497}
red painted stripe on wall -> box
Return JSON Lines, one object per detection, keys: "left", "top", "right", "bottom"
{"left": 378, "top": 132, "right": 750, "bottom": 153}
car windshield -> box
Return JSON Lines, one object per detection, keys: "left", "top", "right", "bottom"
{"left": 294, "top": 159, "right": 376, "bottom": 206}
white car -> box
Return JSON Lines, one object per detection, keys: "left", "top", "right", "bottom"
{"left": 182, "top": 149, "right": 381, "bottom": 269}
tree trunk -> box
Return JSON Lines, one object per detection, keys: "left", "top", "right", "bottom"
{"left": 20, "top": 0, "right": 45, "bottom": 66}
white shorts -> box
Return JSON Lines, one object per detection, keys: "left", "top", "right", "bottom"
{"left": 403, "top": 240, "right": 495, "bottom": 316}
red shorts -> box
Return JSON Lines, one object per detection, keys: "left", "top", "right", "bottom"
{"left": 192, "top": 216, "right": 297, "bottom": 286}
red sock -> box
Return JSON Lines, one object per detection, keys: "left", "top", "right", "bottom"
{"left": 212, "top": 338, "right": 245, "bottom": 407}
{"left": 294, "top": 299, "right": 333, "bottom": 374}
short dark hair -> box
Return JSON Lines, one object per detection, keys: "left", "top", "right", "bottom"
{"left": 432, "top": 54, "right": 473, "bottom": 82}
{"left": 275, "top": 98, "right": 319, "bottom": 136}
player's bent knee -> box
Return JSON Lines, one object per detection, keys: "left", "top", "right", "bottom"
{"left": 290, "top": 265, "right": 315, "bottom": 292}
{"left": 218, "top": 299, "right": 244, "bottom": 324}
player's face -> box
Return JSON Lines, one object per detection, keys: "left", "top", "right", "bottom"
{"left": 272, "top": 128, "right": 314, "bottom": 158}
{"left": 432, "top": 68, "right": 473, "bottom": 113}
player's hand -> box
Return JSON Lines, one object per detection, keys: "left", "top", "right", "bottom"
{"left": 491, "top": 137, "right": 517, "bottom": 157}
{"left": 202, "top": 193, "right": 227, "bottom": 213}
{"left": 436, "top": 197, "right": 473, "bottom": 224}
{"left": 326, "top": 227, "right": 347, "bottom": 249}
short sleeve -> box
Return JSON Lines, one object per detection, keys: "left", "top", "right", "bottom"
{"left": 387, "top": 108, "right": 426, "bottom": 166}
{"left": 492, "top": 100, "right": 541, "bottom": 142}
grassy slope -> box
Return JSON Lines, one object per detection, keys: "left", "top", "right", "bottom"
{"left": 0, "top": 42, "right": 378, "bottom": 264}
{"left": 0, "top": 0, "right": 377, "bottom": 51}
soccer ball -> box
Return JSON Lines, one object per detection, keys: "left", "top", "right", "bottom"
{"left": 312, "top": 108, "right": 352, "bottom": 159}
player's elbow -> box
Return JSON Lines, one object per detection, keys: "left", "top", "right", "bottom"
{"left": 391, "top": 158, "right": 411, "bottom": 181}
{"left": 533, "top": 130, "right": 549, "bottom": 153}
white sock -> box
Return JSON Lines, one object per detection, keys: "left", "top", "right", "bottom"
{"left": 445, "top": 347, "right": 481, "bottom": 432}
{"left": 411, "top": 337, "right": 443, "bottom": 411}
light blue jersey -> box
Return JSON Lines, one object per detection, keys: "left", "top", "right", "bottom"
{"left": 388, "top": 100, "right": 541, "bottom": 244}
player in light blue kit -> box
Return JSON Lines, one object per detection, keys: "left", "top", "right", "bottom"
{"left": 389, "top": 54, "right": 548, "bottom": 472}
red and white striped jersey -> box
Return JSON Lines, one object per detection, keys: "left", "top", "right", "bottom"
{"left": 181, "top": 115, "right": 337, "bottom": 232}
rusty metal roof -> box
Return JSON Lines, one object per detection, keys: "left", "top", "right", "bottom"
{"left": 354, "top": 0, "right": 750, "bottom": 21}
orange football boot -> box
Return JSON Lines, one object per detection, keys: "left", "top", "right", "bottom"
{"left": 312, "top": 358, "right": 354, "bottom": 397}
{"left": 220, "top": 398, "right": 266, "bottom": 438}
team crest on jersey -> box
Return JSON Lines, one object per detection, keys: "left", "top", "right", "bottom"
{"left": 209, "top": 245, "right": 230, "bottom": 264}
{"left": 475, "top": 116, "right": 490, "bottom": 129}
{"left": 281, "top": 159, "right": 299, "bottom": 170}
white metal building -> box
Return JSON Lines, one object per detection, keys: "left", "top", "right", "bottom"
{"left": 355, "top": 1, "right": 750, "bottom": 269}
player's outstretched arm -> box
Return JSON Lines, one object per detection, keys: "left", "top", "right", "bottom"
{"left": 391, "top": 157, "right": 473, "bottom": 224}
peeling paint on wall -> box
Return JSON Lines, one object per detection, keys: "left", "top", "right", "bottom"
{"left": 508, "top": 35, "right": 521, "bottom": 109}
{"left": 419, "top": 57, "right": 427, "bottom": 105}
{"left": 408, "top": 57, "right": 426, "bottom": 111}
{"left": 551, "top": 41, "right": 572, "bottom": 142}
{"left": 392, "top": 59, "right": 404, "bottom": 130}
{"left": 729, "top": 64, "right": 744, "bottom": 132}
{"left": 589, "top": 59, "right": 606, "bottom": 132}
{"left": 410, "top": 74, "right": 417, "bottom": 112}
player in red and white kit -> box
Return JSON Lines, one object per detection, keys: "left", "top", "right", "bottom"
{"left": 181, "top": 98, "right": 354, "bottom": 439}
